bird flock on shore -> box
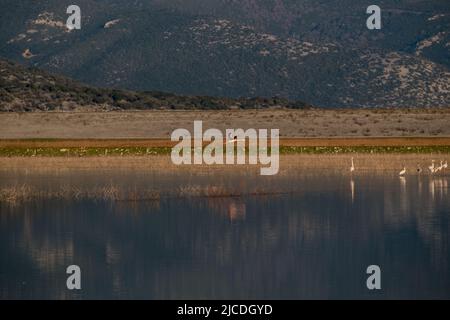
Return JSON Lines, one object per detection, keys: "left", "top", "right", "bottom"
{"left": 350, "top": 157, "right": 448, "bottom": 176}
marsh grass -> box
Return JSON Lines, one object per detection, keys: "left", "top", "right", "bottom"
{"left": 0, "top": 184, "right": 161, "bottom": 205}
{"left": 0, "top": 147, "right": 172, "bottom": 157}
{"left": 1, "top": 145, "right": 450, "bottom": 157}
{"left": 279, "top": 146, "right": 450, "bottom": 154}
{"left": 0, "top": 183, "right": 289, "bottom": 205}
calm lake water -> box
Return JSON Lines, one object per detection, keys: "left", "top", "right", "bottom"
{"left": 0, "top": 168, "right": 449, "bottom": 299}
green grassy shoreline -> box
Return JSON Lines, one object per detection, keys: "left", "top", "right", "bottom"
{"left": 1, "top": 146, "right": 450, "bottom": 157}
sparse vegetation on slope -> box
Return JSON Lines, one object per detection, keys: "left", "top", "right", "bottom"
{"left": 1, "top": 2, "right": 449, "bottom": 107}
{"left": 0, "top": 59, "right": 311, "bottom": 111}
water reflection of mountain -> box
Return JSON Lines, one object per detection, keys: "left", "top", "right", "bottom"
{"left": 0, "top": 171, "right": 449, "bottom": 299}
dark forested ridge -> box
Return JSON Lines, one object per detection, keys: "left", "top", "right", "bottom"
{"left": 0, "top": 58, "right": 310, "bottom": 111}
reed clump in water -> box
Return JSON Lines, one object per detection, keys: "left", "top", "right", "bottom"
{"left": 0, "top": 184, "right": 161, "bottom": 204}
{"left": 177, "top": 185, "right": 241, "bottom": 198}
{"left": 0, "top": 183, "right": 285, "bottom": 205}
{"left": 0, "top": 184, "right": 34, "bottom": 203}
{"left": 176, "top": 185, "right": 289, "bottom": 198}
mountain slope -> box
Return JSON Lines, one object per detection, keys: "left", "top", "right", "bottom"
{"left": 0, "top": 58, "right": 309, "bottom": 111}
{"left": 0, "top": 1, "right": 449, "bottom": 107}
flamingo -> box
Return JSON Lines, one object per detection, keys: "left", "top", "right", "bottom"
{"left": 428, "top": 160, "right": 435, "bottom": 174}
{"left": 350, "top": 157, "right": 355, "bottom": 173}
{"left": 436, "top": 160, "right": 444, "bottom": 172}
{"left": 399, "top": 166, "right": 406, "bottom": 176}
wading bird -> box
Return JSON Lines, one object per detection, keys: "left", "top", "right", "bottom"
{"left": 399, "top": 166, "right": 406, "bottom": 176}
{"left": 428, "top": 160, "right": 435, "bottom": 174}
{"left": 436, "top": 160, "right": 444, "bottom": 172}
{"left": 350, "top": 157, "right": 355, "bottom": 173}
{"left": 226, "top": 134, "right": 245, "bottom": 144}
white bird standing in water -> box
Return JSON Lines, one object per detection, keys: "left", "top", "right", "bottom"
{"left": 350, "top": 157, "right": 355, "bottom": 173}
{"left": 399, "top": 166, "right": 406, "bottom": 176}
{"left": 428, "top": 160, "right": 435, "bottom": 174}
{"left": 434, "top": 160, "right": 443, "bottom": 173}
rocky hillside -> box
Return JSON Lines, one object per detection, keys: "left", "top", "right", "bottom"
{"left": 0, "top": 1, "right": 449, "bottom": 107}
